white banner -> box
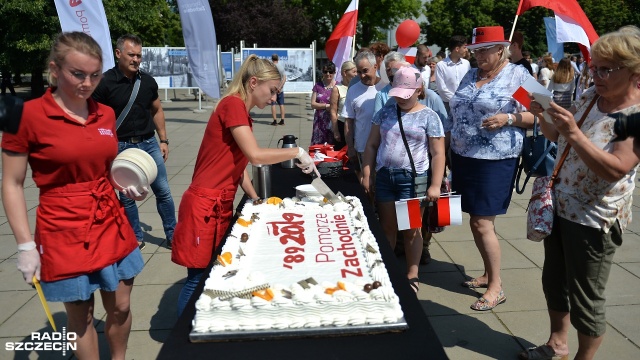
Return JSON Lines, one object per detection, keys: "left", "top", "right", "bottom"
{"left": 53, "top": 0, "right": 115, "bottom": 73}
{"left": 177, "top": 0, "right": 220, "bottom": 98}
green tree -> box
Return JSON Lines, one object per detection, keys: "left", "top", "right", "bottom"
{"left": 295, "top": 0, "right": 423, "bottom": 49}
{"left": 423, "top": 0, "right": 640, "bottom": 59}
{"left": 0, "top": 0, "right": 60, "bottom": 97}
{"left": 0, "top": 0, "right": 183, "bottom": 98}
{"left": 209, "top": 0, "right": 314, "bottom": 50}
{"left": 103, "top": 0, "right": 183, "bottom": 48}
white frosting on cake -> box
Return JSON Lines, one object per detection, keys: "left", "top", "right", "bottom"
{"left": 192, "top": 196, "right": 404, "bottom": 333}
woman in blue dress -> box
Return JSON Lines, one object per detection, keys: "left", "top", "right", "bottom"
{"left": 447, "top": 26, "right": 536, "bottom": 311}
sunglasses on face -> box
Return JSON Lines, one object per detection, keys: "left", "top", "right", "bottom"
{"left": 323, "top": 70, "right": 335, "bottom": 74}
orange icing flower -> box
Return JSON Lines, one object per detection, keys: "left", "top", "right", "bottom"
{"left": 217, "top": 252, "right": 232, "bottom": 267}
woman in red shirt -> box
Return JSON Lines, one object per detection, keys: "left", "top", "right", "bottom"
{"left": 2, "top": 32, "right": 144, "bottom": 359}
{"left": 172, "top": 54, "right": 318, "bottom": 316}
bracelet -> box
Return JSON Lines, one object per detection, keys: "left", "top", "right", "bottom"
{"left": 17, "top": 241, "right": 36, "bottom": 252}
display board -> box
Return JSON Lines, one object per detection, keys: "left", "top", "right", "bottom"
{"left": 220, "top": 52, "right": 234, "bottom": 81}
{"left": 139, "top": 47, "right": 196, "bottom": 89}
{"left": 241, "top": 48, "right": 315, "bottom": 93}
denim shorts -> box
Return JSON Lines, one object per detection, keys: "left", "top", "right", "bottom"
{"left": 40, "top": 248, "right": 144, "bottom": 302}
{"left": 375, "top": 167, "right": 428, "bottom": 202}
{"left": 271, "top": 91, "right": 285, "bottom": 105}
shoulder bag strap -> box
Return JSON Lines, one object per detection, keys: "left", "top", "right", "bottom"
{"left": 115, "top": 73, "right": 141, "bottom": 131}
{"left": 550, "top": 94, "right": 599, "bottom": 186}
{"left": 396, "top": 105, "right": 417, "bottom": 178}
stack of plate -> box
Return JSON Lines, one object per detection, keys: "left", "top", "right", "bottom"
{"left": 110, "top": 148, "right": 158, "bottom": 192}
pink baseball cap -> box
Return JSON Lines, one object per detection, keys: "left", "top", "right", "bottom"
{"left": 388, "top": 67, "right": 423, "bottom": 99}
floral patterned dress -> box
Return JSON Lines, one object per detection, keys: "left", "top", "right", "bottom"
{"left": 311, "top": 81, "right": 334, "bottom": 145}
{"left": 555, "top": 87, "right": 639, "bottom": 232}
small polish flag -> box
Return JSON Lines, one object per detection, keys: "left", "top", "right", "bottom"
{"left": 512, "top": 77, "right": 552, "bottom": 109}
{"left": 435, "top": 195, "right": 462, "bottom": 227}
{"left": 397, "top": 47, "right": 417, "bottom": 64}
{"left": 395, "top": 198, "right": 422, "bottom": 230}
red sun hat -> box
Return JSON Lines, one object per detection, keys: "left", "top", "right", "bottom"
{"left": 467, "top": 26, "right": 511, "bottom": 50}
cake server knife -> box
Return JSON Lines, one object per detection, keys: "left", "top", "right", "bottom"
{"left": 310, "top": 172, "right": 342, "bottom": 204}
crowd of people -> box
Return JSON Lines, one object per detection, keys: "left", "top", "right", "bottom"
{"left": 2, "top": 23, "right": 639, "bottom": 360}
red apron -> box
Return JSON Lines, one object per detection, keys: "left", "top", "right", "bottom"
{"left": 35, "top": 177, "right": 138, "bottom": 281}
{"left": 171, "top": 185, "right": 235, "bottom": 268}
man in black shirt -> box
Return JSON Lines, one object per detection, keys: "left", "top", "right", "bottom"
{"left": 509, "top": 31, "right": 533, "bottom": 76}
{"left": 93, "top": 34, "right": 176, "bottom": 250}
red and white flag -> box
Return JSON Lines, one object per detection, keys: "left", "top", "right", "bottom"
{"left": 325, "top": 0, "right": 358, "bottom": 82}
{"left": 516, "top": 0, "right": 598, "bottom": 61}
{"left": 395, "top": 198, "right": 422, "bottom": 230}
{"left": 397, "top": 47, "right": 417, "bottom": 64}
{"left": 512, "top": 77, "right": 551, "bottom": 109}
{"left": 435, "top": 195, "right": 462, "bottom": 227}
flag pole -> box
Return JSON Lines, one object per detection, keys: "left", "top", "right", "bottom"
{"left": 509, "top": 0, "right": 525, "bottom": 41}
{"left": 508, "top": 15, "right": 519, "bottom": 41}
{"left": 350, "top": 0, "right": 359, "bottom": 60}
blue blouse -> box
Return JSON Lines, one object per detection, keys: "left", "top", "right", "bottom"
{"left": 447, "top": 63, "right": 533, "bottom": 160}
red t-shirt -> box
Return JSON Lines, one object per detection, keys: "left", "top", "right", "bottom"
{"left": 191, "top": 95, "right": 252, "bottom": 191}
{"left": 2, "top": 88, "right": 138, "bottom": 281}
{"left": 2, "top": 88, "right": 118, "bottom": 188}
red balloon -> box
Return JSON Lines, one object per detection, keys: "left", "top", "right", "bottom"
{"left": 396, "top": 20, "right": 421, "bottom": 48}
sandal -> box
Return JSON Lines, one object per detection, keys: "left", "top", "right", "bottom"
{"left": 470, "top": 290, "right": 506, "bottom": 311}
{"left": 408, "top": 277, "right": 420, "bottom": 294}
{"left": 518, "top": 344, "right": 569, "bottom": 360}
{"left": 462, "top": 277, "right": 488, "bottom": 289}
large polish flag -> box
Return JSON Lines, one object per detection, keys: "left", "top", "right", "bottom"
{"left": 53, "top": 0, "right": 115, "bottom": 73}
{"left": 177, "top": 0, "right": 220, "bottom": 98}
{"left": 325, "top": 0, "right": 358, "bottom": 82}
{"left": 516, "top": 0, "right": 598, "bottom": 61}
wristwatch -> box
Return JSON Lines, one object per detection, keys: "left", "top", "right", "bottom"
{"left": 507, "top": 114, "right": 514, "bottom": 126}
{"left": 160, "top": 139, "right": 170, "bottom": 145}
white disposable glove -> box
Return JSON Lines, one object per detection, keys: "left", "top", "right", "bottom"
{"left": 123, "top": 186, "right": 149, "bottom": 201}
{"left": 17, "top": 241, "right": 40, "bottom": 285}
{"left": 295, "top": 147, "right": 321, "bottom": 177}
